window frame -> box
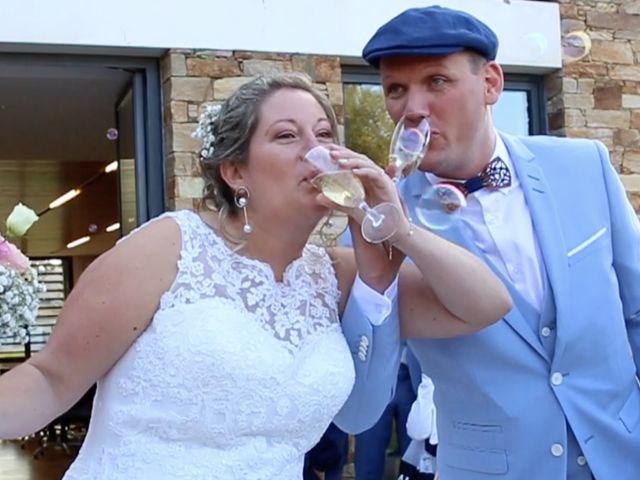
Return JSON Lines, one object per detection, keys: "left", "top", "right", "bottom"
{"left": 341, "top": 66, "right": 547, "bottom": 135}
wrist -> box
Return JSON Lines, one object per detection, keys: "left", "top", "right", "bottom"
{"left": 389, "top": 220, "right": 415, "bottom": 249}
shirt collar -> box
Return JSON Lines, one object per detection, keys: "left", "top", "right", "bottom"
{"left": 424, "top": 130, "right": 518, "bottom": 196}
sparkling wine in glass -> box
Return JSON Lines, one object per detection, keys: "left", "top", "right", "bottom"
{"left": 388, "top": 115, "right": 431, "bottom": 181}
{"left": 306, "top": 146, "right": 402, "bottom": 244}
{"left": 311, "top": 169, "right": 366, "bottom": 209}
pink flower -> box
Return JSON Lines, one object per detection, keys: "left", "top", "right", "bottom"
{"left": 0, "top": 235, "right": 30, "bottom": 273}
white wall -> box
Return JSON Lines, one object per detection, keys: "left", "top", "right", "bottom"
{"left": 0, "top": 0, "right": 561, "bottom": 71}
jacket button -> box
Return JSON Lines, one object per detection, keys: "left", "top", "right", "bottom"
{"left": 550, "top": 372, "right": 563, "bottom": 386}
{"left": 550, "top": 443, "right": 564, "bottom": 457}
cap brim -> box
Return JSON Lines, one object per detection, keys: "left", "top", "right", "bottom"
{"left": 364, "top": 45, "right": 465, "bottom": 68}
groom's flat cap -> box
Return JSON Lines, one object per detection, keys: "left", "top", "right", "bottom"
{"left": 362, "top": 5, "right": 499, "bottom": 68}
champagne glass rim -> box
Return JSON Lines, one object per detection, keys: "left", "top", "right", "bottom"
{"left": 304, "top": 145, "right": 339, "bottom": 173}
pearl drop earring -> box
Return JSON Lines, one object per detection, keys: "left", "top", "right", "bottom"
{"left": 234, "top": 187, "right": 252, "bottom": 234}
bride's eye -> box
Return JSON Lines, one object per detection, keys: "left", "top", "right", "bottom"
{"left": 316, "top": 130, "right": 333, "bottom": 141}
{"left": 276, "top": 131, "right": 296, "bottom": 141}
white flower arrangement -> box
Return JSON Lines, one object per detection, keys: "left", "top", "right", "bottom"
{"left": 0, "top": 265, "right": 43, "bottom": 344}
{"left": 0, "top": 203, "right": 45, "bottom": 345}
{"left": 192, "top": 104, "right": 222, "bottom": 159}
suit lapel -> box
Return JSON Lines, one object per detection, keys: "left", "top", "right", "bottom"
{"left": 502, "top": 134, "right": 570, "bottom": 359}
{"left": 403, "top": 173, "right": 550, "bottom": 362}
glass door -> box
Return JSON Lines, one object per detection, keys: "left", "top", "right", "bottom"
{"left": 115, "top": 70, "right": 162, "bottom": 236}
{"left": 115, "top": 85, "right": 138, "bottom": 236}
{"left": 0, "top": 55, "right": 163, "bottom": 356}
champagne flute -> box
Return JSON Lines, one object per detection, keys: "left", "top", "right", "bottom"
{"left": 388, "top": 115, "right": 431, "bottom": 182}
{"left": 305, "top": 146, "right": 402, "bottom": 244}
{"left": 388, "top": 115, "right": 464, "bottom": 230}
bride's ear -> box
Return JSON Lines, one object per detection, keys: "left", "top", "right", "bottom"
{"left": 219, "top": 161, "right": 248, "bottom": 192}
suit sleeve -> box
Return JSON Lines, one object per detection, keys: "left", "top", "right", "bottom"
{"left": 332, "top": 279, "right": 402, "bottom": 434}
{"left": 597, "top": 140, "right": 640, "bottom": 374}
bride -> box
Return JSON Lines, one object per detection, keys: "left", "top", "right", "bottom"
{"left": 0, "top": 73, "right": 510, "bottom": 479}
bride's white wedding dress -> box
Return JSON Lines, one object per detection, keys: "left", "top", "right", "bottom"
{"left": 63, "top": 210, "right": 355, "bottom": 479}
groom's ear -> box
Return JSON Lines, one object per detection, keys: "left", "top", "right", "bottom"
{"left": 483, "top": 60, "right": 504, "bottom": 106}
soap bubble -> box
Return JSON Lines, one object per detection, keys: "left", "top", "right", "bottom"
{"left": 106, "top": 128, "right": 119, "bottom": 141}
{"left": 562, "top": 31, "right": 591, "bottom": 64}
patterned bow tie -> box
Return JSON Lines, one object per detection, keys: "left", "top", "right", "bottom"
{"left": 449, "top": 157, "right": 512, "bottom": 196}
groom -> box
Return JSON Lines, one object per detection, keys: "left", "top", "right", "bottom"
{"left": 341, "top": 5, "right": 640, "bottom": 480}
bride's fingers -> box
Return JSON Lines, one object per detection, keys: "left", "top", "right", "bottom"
{"left": 352, "top": 166, "right": 390, "bottom": 186}
{"left": 327, "top": 148, "right": 395, "bottom": 191}
{"left": 328, "top": 144, "right": 355, "bottom": 156}
{"left": 330, "top": 147, "right": 375, "bottom": 164}
{"left": 386, "top": 163, "right": 400, "bottom": 178}
{"left": 337, "top": 157, "right": 387, "bottom": 176}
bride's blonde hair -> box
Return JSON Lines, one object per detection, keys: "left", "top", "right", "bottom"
{"left": 194, "top": 73, "right": 340, "bottom": 220}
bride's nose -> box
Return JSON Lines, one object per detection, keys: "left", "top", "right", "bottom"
{"left": 300, "top": 137, "right": 322, "bottom": 161}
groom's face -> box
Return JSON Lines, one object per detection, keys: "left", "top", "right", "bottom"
{"left": 380, "top": 52, "right": 502, "bottom": 179}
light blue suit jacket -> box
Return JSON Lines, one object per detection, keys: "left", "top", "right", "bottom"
{"left": 342, "top": 132, "right": 640, "bottom": 478}
{"left": 332, "top": 230, "right": 403, "bottom": 434}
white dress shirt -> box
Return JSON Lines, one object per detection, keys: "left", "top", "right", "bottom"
{"left": 425, "top": 132, "right": 545, "bottom": 311}
{"left": 350, "top": 274, "right": 397, "bottom": 326}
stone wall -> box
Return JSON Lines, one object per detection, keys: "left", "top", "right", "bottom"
{"left": 160, "top": 50, "right": 343, "bottom": 210}
{"left": 161, "top": 4, "right": 640, "bottom": 215}
{"left": 548, "top": 0, "right": 640, "bottom": 211}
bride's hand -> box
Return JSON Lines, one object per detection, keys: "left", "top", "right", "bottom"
{"left": 319, "top": 145, "right": 407, "bottom": 227}
{"left": 317, "top": 145, "right": 407, "bottom": 292}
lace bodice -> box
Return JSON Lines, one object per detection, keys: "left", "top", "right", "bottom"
{"left": 63, "top": 210, "right": 355, "bottom": 480}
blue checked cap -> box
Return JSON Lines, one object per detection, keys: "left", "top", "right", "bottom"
{"left": 363, "top": 5, "right": 499, "bottom": 68}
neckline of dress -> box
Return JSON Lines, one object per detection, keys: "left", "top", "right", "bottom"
{"left": 185, "top": 209, "right": 311, "bottom": 285}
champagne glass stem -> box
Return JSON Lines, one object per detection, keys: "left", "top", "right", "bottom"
{"left": 359, "top": 202, "right": 385, "bottom": 228}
